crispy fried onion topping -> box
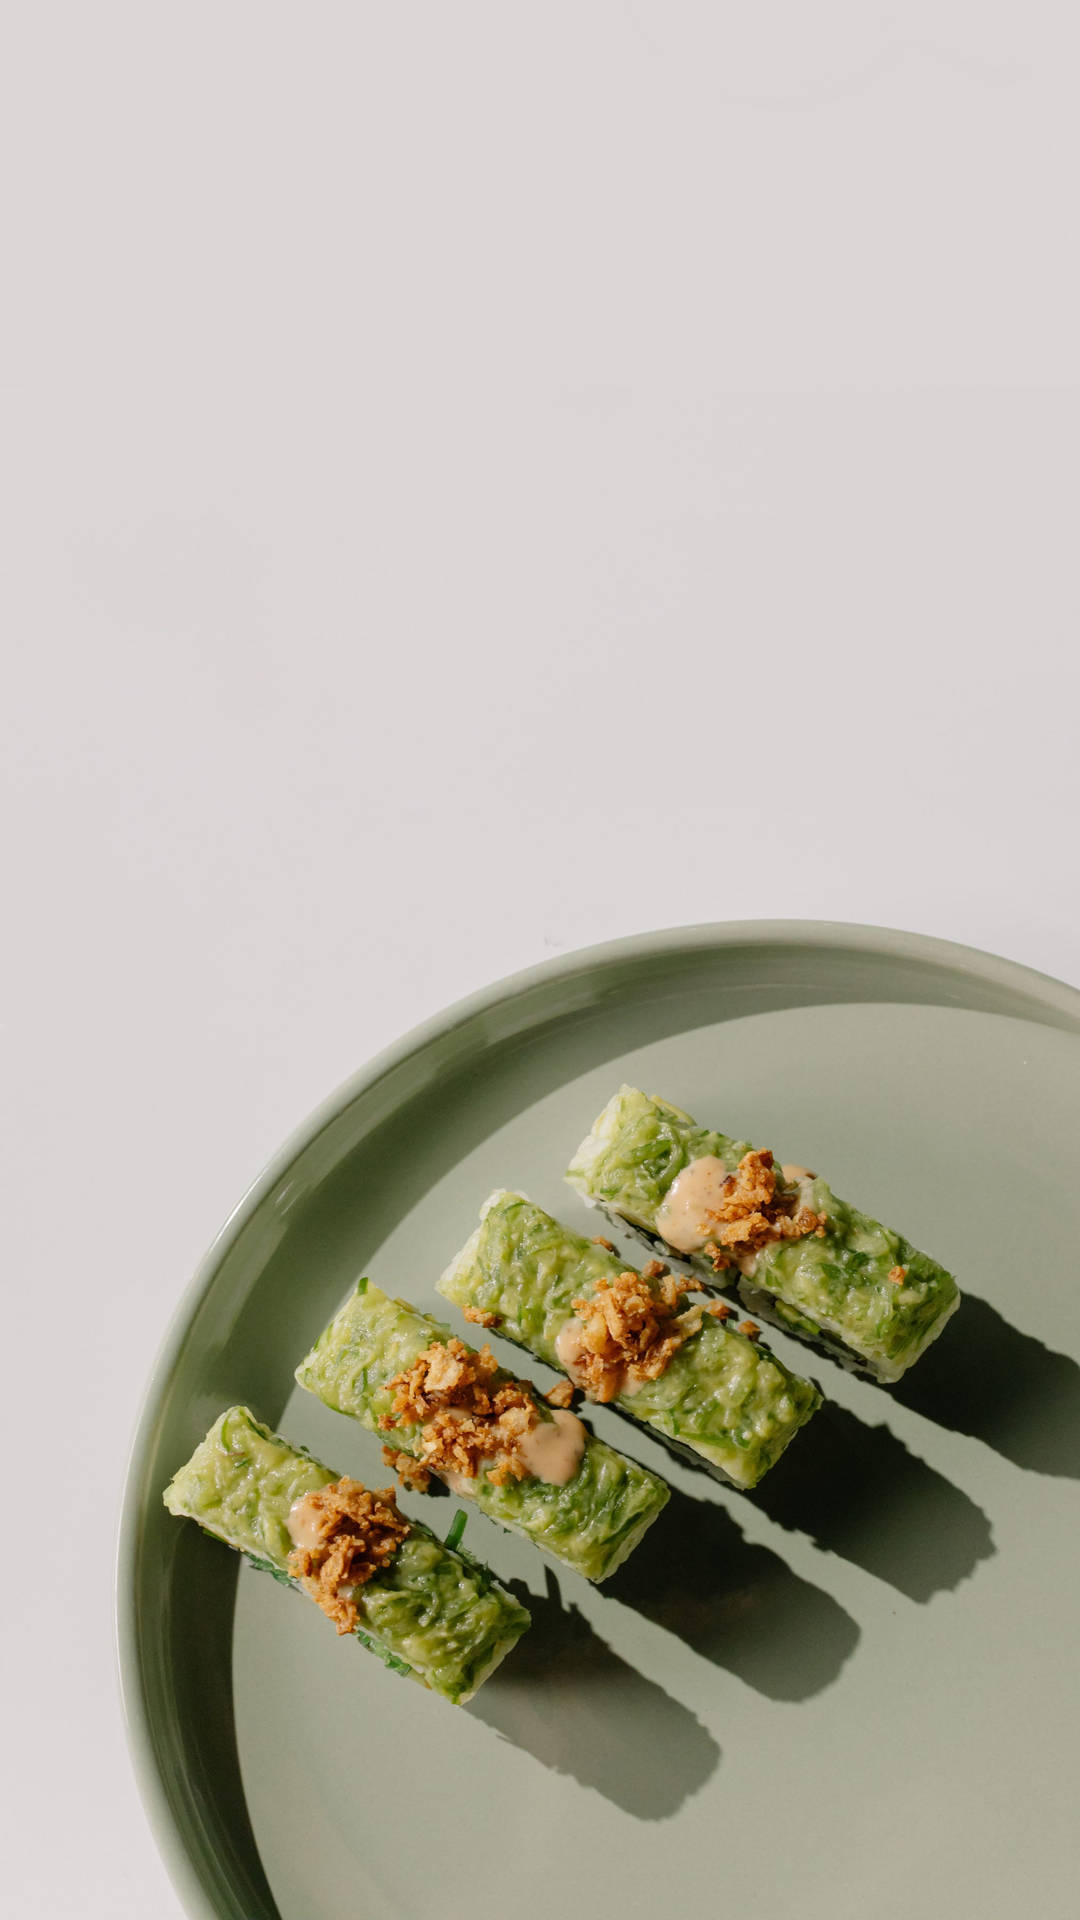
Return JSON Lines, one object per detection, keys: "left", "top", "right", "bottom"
{"left": 567, "top": 1265, "right": 705, "bottom": 1403}
{"left": 462, "top": 1304, "right": 499, "bottom": 1328}
{"left": 382, "top": 1337, "right": 543, "bottom": 1489}
{"left": 287, "top": 1478, "right": 410, "bottom": 1634}
{"left": 701, "top": 1149, "right": 827, "bottom": 1272}
{"left": 380, "top": 1445, "right": 433, "bottom": 1493}
{"left": 544, "top": 1378, "right": 575, "bottom": 1409}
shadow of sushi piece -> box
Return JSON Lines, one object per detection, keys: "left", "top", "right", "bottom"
{"left": 889, "top": 1293, "right": 1080, "bottom": 1479}
{"left": 750, "top": 1400, "right": 995, "bottom": 1600}
{"left": 607, "top": 1482, "right": 859, "bottom": 1700}
{"left": 467, "top": 1568, "right": 720, "bottom": 1819}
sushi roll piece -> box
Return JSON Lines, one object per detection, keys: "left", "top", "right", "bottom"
{"left": 438, "top": 1192, "right": 820, "bottom": 1490}
{"left": 566, "top": 1086, "right": 960, "bottom": 1383}
{"left": 295, "top": 1279, "right": 669, "bottom": 1583}
{"left": 163, "top": 1406, "right": 530, "bottom": 1704}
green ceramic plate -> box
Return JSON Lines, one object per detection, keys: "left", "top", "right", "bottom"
{"left": 119, "top": 922, "right": 1080, "bottom": 1920}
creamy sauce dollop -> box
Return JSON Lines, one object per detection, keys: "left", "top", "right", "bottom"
{"left": 286, "top": 1492, "right": 325, "bottom": 1552}
{"left": 555, "top": 1316, "right": 588, "bottom": 1384}
{"left": 518, "top": 1407, "right": 586, "bottom": 1485}
{"left": 654, "top": 1154, "right": 735, "bottom": 1252}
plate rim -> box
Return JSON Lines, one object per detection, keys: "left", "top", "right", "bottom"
{"left": 116, "top": 916, "right": 1080, "bottom": 1920}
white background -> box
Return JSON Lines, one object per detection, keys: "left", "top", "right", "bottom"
{"left": 4, "top": 6, "right": 1079, "bottom": 1915}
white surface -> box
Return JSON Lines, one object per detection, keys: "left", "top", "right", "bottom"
{"left": 3, "top": 7, "right": 1079, "bottom": 1915}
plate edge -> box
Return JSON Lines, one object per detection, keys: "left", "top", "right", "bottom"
{"left": 115, "top": 916, "right": 1080, "bottom": 1919}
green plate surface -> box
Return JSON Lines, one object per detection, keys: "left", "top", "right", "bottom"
{"left": 118, "top": 922, "right": 1080, "bottom": 1920}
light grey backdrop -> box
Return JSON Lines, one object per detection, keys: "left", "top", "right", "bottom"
{"left": 3, "top": 6, "right": 1078, "bottom": 1915}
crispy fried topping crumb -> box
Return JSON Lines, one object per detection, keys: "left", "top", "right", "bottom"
{"left": 642, "top": 1259, "right": 671, "bottom": 1280}
{"left": 544, "top": 1378, "right": 575, "bottom": 1409}
{"left": 385, "top": 1337, "right": 543, "bottom": 1488}
{"left": 888, "top": 1265, "right": 908, "bottom": 1285}
{"left": 706, "top": 1300, "right": 733, "bottom": 1320}
{"left": 738, "top": 1319, "right": 761, "bottom": 1340}
{"left": 288, "top": 1479, "right": 409, "bottom": 1634}
{"left": 380, "top": 1444, "right": 433, "bottom": 1493}
{"left": 462, "top": 1304, "right": 500, "bottom": 1328}
{"left": 700, "top": 1150, "right": 828, "bottom": 1263}
{"left": 567, "top": 1267, "right": 701, "bottom": 1403}
{"left": 591, "top": 1235, "right": 616, "bottom": 1251}
{"left": 390, "top": 1336, "right": 498, "bottom": 1421}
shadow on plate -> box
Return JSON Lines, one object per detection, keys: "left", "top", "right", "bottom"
{"left": 889, "top": 1294, "right": 1080, "bottom": 1478}
{"left": 467, "top": 1568, "right": 720, "bottom": 1819}
{"left": 607, "top": 1483, "right": 859, "bottom": 1699}
{"left": 746, "top": 1401, "right": 995, "bottom": 1600}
